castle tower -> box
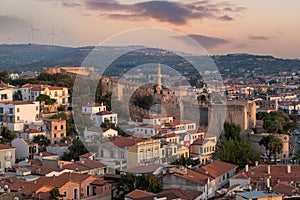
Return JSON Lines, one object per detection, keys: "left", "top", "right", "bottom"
{"left": 157, "top": 59, "right": 162, "bottom": 92}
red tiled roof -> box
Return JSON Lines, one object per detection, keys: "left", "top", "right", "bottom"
{"left": 125, "top": 189, "right": 156, "bottom": 199}
{"left": 34, "top": 152, "right": 58, "bottom": 157}
{"left": 232, "top": 165, "right": 300, "bottom": 182}
{"left": 199, "top": 161, "right": 238, "bottom": 178}
{"left": 174, "top": 168, "right": 211, "bottom": 185}
{"left": 125, "top": 164, "right": 161, "bottom": 174}
{"left": 0, "top": 143, "right": 15, "bottom": 150}
{"left": 79, "top": 152, "right": 95, "bottom": 158}
{"left": 272, "top": 182, "right": 298, "bottom": 196}
{"left": 111, "top": 136, "right": 146, "bottom": 147}
{"left": 157, "top": 189, "right": 202, "bottom": 200}
{"left": 62, "top": 160, "right": 106, "bottom": 171}
{"left": 26, "top": 129, "right": 44, "bottom": 134}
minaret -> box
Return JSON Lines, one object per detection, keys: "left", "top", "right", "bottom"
{"left": 157, "top": 59, "right": 162, "bottom": 92}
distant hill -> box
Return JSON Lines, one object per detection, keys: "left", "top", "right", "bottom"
{"left": 1, "top": 44, "right": 300, "bottom": 77}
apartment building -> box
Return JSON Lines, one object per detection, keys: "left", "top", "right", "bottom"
{"left": 0, "top": 101, "right": 40, "bottom": 131}
{"left": 21, "top": 84, "right": 69, "bottom": 105}
{"left": 128, "top": 138, "right": 161, "bottom": 169}
{"left": 0, "top": 144, "right": 16, "bottom": 171}
{"left": 43, "top": 118, "right": 66, "bottom": 144}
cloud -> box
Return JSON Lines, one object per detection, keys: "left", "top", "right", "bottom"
{"left": 56, "top": 0, "right": 244, "bottom": 25}
{"left": 218, "top": 15, "right": 234, "bottom": 21}
{"left": 172, "top": 34, "right": 229, "bottom": 49}
{"left": 249, "top": 35, "right": 269, "bottom": 41}
{"left": 0, "top": 15, "right": 29, "bottom": 31}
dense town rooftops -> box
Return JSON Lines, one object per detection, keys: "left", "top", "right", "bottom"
{"left": 232, "top": 165, "right": 300, "bottom": 182}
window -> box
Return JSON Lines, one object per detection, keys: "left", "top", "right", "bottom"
{"left": 36, "top": 106, "right": 38, "bottom": 111}
{"left": 0, "top": 116, "right": 2, "bottom": 122}
{"left": 9, "top": 108, "right": 13, "bottom": 114}
{"left": 87, "top": 186, "right": 90, "bottom": 196}
{"left": 16, "top": 108, "right": 20, "bottom": 112}
{"left": 54, "top": 126, "right": 57, "bottom": 130}
{"left": 63, "top": 191, "right": 67, "bottom": 197}
{"left": 54, "top": 134, "right": 57, "bottom": 138}
{"left": 17, "top": 116, "right": 20, "bottom": 121}
{"left": 61, "top": 125, "right": 64, "bottom": 129}
{"left": 74, "top": 189, "right": 78, "bottom": 200}
{"left": 9, "top": 117, "right": 13, "bottom": 123}
{"left": 0, "top": 107, "right": 3, "bottom": 113}
{"left": 93, "top": 186, "right": 97, "bottom": 196}
{"left": 61, "top": 133, "right": 64, "bottom": 137}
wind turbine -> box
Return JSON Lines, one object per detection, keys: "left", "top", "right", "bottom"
{"left": 49, "top": 26, "right": 56, "bottom": 46}
{"left": 28, "top": 25, "right": 39, "bottom": 44}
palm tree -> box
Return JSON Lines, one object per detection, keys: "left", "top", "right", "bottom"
{"left": 259, "top": 135, "right": 283, "bottom": 163}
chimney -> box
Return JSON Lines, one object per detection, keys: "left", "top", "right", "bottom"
{"left": 245, "top": 165, "right": 249, "bottom": 173}
{"left": 268, "top": 165, "right": 271, "bottom": 174}
{"left": 255, "top": 161, "right": 258, "bottom": 166}
{"left": 287, "top": 165, "right": 291, "bottom": 174}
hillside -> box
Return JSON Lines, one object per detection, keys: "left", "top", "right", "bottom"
{"left": 0, "top": 44, "right": 300, "bottom": 77}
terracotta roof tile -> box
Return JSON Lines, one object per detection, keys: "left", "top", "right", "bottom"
{"left": 125, "top": 189, "right": 156, "bottom": 199}
{"left": 157, "top": 189, "right": 202, "bottom": 200}
{"left": 272, "top": 182, "right": 299, "bottom": 196}
{"left": 199, "top": 161, "right": 238, "bottom": 178}
{"left": 0, "top": 143, "right": 15, "bottom": 150}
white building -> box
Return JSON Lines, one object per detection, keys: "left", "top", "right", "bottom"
{"left": 142, "top": 114, "right": 174, "bottom": 126}
{"left": 82, "top": 102, "right": 107, "bottom": 115}
{"left": 21, "top": 84, "right": 69, "bottom": 105}
{"left": 18, "top": 129, "right": 46, "bottom": 141}
{"left": 0, "top": 101, "right": 40, "bottom": 131}
{"left": 84, "top": 127, "right": 118, "bottom": 139}
{"left": 0, "top": 144, "right": 16, "bottom": 171}
{"left": 11, "top": 138, "right": 38, "bottom": 159}
{"left": 46, "top": 144, "right": 70, "bottom": 158}
{"left": 0, "top": 83, "right": 14, "bottom": 101}
{"left": 92, "top": 111, "right": 118, "bottom": 126}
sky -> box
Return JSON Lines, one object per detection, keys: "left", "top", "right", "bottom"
{"left": 0, "top": 0, "right": 300, "bottom": 58}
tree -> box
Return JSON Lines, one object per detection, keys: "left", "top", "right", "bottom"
{"left": 216, "top": 138, "right": 260, "bottom": 169}
{"left": 49, "top": 188, "right": 60, "bottom": 200}
{"left": 0, "top": 70, "right": 10, "bottom": 82}
{"left": 61, "top": 138, "right": 88, "bottom": 161}
{"left": 259, "top": 135, "right": 283, "bottom": 163}
{"left": 36, "top": 94, "right": 56, "bottom": 105}
{"left": 32, "top": 135, "right": 51, "bottom": 151}
{"left": 171, "top": 154, "right": 200, "bottom": 167}
{"left": 0, "top": 127, "right": 16, "bottom": 141}
{"left": 223, "top": 122, "right": 241, "bottom": 140}
{"left": 116, "top": 173, "right": 162, "bottom": 199}
{"left": 263, "top": 111, "right": 296, "bottom": 135}
{"left": 13, "top": 90, "right": 22, "bottom": 101}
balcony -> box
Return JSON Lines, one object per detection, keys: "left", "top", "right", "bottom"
{"left": 140, "top": 157, "right": 160, "bottom": 163}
